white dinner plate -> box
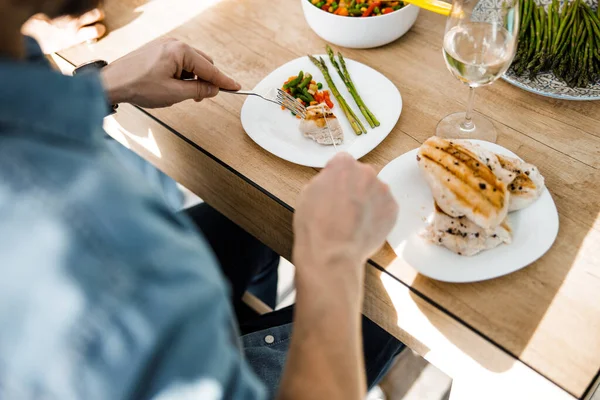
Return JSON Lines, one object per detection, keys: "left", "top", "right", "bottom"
{"left": 378, "top": 140, "right": 559, "bottom": 283}
{"left": 240, "top": 55, "right": 402, "bottom": 168}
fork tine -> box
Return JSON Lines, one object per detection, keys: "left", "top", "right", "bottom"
{"left": 279, "top": 89, "right": 306, "bottom": 111}
{"left": 278, "top": 101, "right": 306, "bottom": 119}
{"left": 278, "top": 96, "right": 305, "bottom": 114}
{"left": 277, "top": 88, "right": 307, "bottom": 116}
{"left": 277, "top": 97, "right": 306, "bottom": 118}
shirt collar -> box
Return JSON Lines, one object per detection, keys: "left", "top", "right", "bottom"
{"left": 0, "top": 37, "right": 108, "bottom": 141}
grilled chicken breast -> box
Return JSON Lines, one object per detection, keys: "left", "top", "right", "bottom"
{"left": 496, "top": 154, "right": 545, "bottom": 211}
{"left": 423, "top": 203, "right": 512, "bottom": 256}
{"left": 453, "top": 140, "right": 545, "bottom": 211}
{"left": 417, "top": 136, "right": 510, "bottom": 230}
{"left": 452, "top": 139, "right": 515, "bottom": 184}
{"left": 299, "top": 104, "right": 343, "bottom": 146}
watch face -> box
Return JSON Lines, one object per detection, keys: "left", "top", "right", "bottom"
{"left": 73, "top": 60, "right": 108, "bottom": 75}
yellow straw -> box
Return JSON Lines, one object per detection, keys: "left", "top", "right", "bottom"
{"left": 401, "top": 0, "right": 451, "bottom": 16}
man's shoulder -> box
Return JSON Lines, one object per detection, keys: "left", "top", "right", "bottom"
{"left": 0, "top": 127, "right": 220, "bottom": 284}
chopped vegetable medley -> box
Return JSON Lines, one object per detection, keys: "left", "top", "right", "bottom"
{"left": 281, "top": 71, "right": 334, "bottom": 117}
{"left": 309, "top": 0, "right": 404, "bottom": 17}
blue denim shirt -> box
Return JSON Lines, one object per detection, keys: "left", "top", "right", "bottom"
{"left": 0, "top": 39, "right": 281, "bottom": 399}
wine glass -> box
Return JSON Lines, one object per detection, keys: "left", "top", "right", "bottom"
{"left": 437, "top": 0, "right": 520, "bottom": 142}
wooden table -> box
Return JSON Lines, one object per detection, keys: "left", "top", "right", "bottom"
{"left": 56, "top": 0, "right": 600, "bottom": 398}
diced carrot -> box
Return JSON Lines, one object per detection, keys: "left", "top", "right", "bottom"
{"left": 335, "top": 6, "right": 349, "bottom": 15}
{"left": 281, "top": 106, "right": 285, "bottom": 110}
{"left": 296, "top": 114, "right": 301, "bottom": 119}
{"left": 311, "top": 80, "right": 316, "bottom": 84}
{"left": 325, "top": 99, "right": 334, "bottom": 108}
{"left": 382, "top": 7, "right": 394, "bottom": 13}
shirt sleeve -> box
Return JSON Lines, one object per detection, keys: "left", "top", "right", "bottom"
{"left": 91, "top": 158, "right": 268, "bottom": 400}
{"left": 0, "top": 128, "right": 267, "bottom": 400}
{"left": 91, "top": 172, "right": 268, "bottom": 400}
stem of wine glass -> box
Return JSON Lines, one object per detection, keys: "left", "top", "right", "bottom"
{"left": 461, "top": 86, "right": 476, "bottom": 131}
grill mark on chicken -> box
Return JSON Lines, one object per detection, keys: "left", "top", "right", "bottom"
{"left": 419, "top": 152, "right": 506, "bottom": 210}
{"left": 418, "top": 137, "right": 511, "bottom": 230}
{"left": 439, "top": 142, "right": 504, "bottom": 193}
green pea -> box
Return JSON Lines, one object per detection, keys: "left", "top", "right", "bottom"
{"left": 374, "top": 6, "right": 380, "bottom": 13}
{"left": 317, "top": 82, "right": 323, "bottom": 89}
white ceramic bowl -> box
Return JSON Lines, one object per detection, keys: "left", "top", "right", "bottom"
{"left": 301, "top": 0, "right": 420, "bottom": 49}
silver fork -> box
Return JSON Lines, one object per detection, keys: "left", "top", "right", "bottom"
{"left": 221, "top": 88, "right": 307, "bottom": 118}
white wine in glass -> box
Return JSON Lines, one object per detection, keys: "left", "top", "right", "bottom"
{"left": 437, "top": 0, "right": 519, "bottom": 142}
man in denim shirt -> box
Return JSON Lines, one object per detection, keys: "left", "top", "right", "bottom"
{"left": 0, "top": 1, "right": 404, "bottom": 399}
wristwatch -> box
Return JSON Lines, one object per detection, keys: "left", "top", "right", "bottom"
{"left": 73, "top": 60, "right": 118, "bottom": 115}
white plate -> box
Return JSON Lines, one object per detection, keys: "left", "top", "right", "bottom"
{"left": 378, "top": 140, "right": 559, "bottom": 283}
{"left": 240, "top": 55, "right": 402, "bottom": 168}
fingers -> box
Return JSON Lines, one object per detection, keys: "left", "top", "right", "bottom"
{"left": 169, "top": 79, "right": 219, "bottom": 103}
{"left": 195, "top": 48, "right": 214, "bottom": 64}
{"left": 179, "top": 43, "right": 240, "bottom": 90}
{"left": 75, "top": 23, "right": 106, "bottom": 42}
{"left": 75, "top": 8, "right": 105, "bottom": 28}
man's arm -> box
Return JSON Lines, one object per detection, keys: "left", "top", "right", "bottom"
{"left": 278, "top": 154, "right": 399, "bottom": 400}
{"left": 279, "top": 257, "right": 366, "bottom": 399}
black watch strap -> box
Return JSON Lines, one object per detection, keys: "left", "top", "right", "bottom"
{"left": 73, "top": 60, "right": 118, "bottom": 115}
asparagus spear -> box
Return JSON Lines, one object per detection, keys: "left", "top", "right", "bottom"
{"left": 325, "top": 45, "right": 380, "bottom": 129}
{"left": 308, "top": 55, "right": 366, "bottom": 135}
{"left": 326, "top": 47, "right": 375, "bottom": 128}
{"left": 338, "top": 52, "right": 381, "bottom": 128}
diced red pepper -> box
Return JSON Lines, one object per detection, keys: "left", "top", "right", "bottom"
{"left": 323, "top": 91, "right": 334, "bottom": 108}
{"left": 363, "top": 1, "right": 380, "bottom": 16}
{"left": 382, "top": 7, "right": 394, "bottom": 14}
{"left": 321, "top": 4, "right": 330, "bottom": 10}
